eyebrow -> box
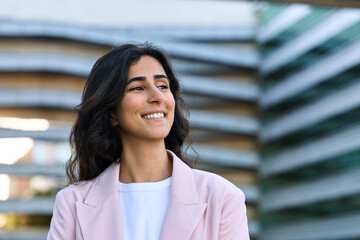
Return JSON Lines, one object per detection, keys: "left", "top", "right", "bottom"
{"left": 127, "top": 74, "right": 168, "bottom": 85}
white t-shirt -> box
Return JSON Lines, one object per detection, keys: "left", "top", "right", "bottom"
{"left": 118, "top": 177, "right": 172, "bottom": 240}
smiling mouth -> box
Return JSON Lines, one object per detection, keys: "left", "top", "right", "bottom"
{"left": 142, "top": 112, "right": 165, "bottom": 119}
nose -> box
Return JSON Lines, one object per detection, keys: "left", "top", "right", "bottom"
{"left": 148, "top": 86, "right": 164, "bottom": 104}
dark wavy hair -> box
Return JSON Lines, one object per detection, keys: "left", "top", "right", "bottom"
{"left": 66, "top": 43, "right": 191, "bottom": 185}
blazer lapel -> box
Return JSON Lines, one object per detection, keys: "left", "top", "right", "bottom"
{"left": 75, "top": 151, "right": 207, "bottom": 240}
{"left": 160, "top": 151, "right": 207, "bottom": 240}
{"left": 76, "top": 163, "right": 125, "bottom": 240}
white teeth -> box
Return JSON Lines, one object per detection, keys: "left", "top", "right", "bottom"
{"left": 144, "top": 113, "right": 164, "bottom": 119}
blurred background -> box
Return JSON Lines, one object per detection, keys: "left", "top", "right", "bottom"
{"left": 0, "top": 0, "right": 359, "bottom": 239}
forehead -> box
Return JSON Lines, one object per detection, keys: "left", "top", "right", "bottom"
{"left": 128, "top": 56, "right": 166, "bottom": 78}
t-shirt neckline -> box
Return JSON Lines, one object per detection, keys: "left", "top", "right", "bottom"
{"left": 118, "top": 176, "right": 172, "bottom": 192}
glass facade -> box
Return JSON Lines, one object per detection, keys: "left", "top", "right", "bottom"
{"left": 259, "top": 3, "right": 360, "bottom": 240}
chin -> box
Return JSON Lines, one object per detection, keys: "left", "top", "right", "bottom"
{"left": 146, "top": 132, "right": 170, "bottom": 141}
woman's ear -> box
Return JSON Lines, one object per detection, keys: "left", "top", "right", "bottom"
{"left": 110, "top": 111, "right": 119, "bottom": 126}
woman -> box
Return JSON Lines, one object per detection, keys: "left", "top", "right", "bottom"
{"left": 47, "top": 43, "right": 250, "bottom": 240}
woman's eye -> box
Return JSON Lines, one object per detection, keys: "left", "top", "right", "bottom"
{"left": 129, "top": 86, "right": 143, "bottom": 91}
{"left": 158, "top": 84, "right": 169, "bottom": 90}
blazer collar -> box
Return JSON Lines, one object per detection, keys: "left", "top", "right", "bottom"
{"left": 76, "top": 150, "right": 207, "bottom": 240}
{"left": 82, "top": 161, "right": 120, "bottom": 207}
{"left": 160, "top": 150, "right": 207, "bottom": 240}
{"left": 168, "top": 150, "right": 200, "bottom": 204}
{"left": 75, "top": 162, "right": 124, "bottom": 240}
{"left": 83, "top": 150, "right": 201, "bottom": 206}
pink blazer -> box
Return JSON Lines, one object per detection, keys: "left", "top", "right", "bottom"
{"left": 47, "top": 151, "right": 250, "bottom": 240}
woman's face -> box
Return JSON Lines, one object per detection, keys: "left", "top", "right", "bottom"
{"left": 113, "top": 56, "right": 175, "bottom": 142}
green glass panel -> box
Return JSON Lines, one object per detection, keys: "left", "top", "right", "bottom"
{"left": 262, "top": 194, "right": 360, "bottom": 228}
{"left": 263, "top": 106, "right": 360, "bottom": 156}
{"left": 262, "top": 150, "right": 360, "bottom": 191}
{"left": 262, "top": 66, "right": 360, "bottom": 123}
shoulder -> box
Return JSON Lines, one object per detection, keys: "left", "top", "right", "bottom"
{"left": 190, "top": 168, "right": 249, "bottom": 239}
{"left": 190, "top": 168, "right": 245, "bottom": 203}
{"left": 55, "top": 178, "right": 95, "bottom": 205}
{"left": 48, "top": 178, "right": 98, "bottom": 239}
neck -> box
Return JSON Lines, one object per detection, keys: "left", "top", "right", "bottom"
{"left": 119, "top": 139, "right": 172, "bottom": 183}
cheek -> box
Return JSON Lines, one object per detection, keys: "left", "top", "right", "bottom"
{"left": 115, "top": 98, "right": 140, "bottom": 125}
{"left": 120, "top": 96, "right": 142, "bottom": 113}
{"left": 166, "top": 93, "right": 175, "bottom": 110}
{"left": 167, "top": 95, "right": 176, "bottom": 123}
